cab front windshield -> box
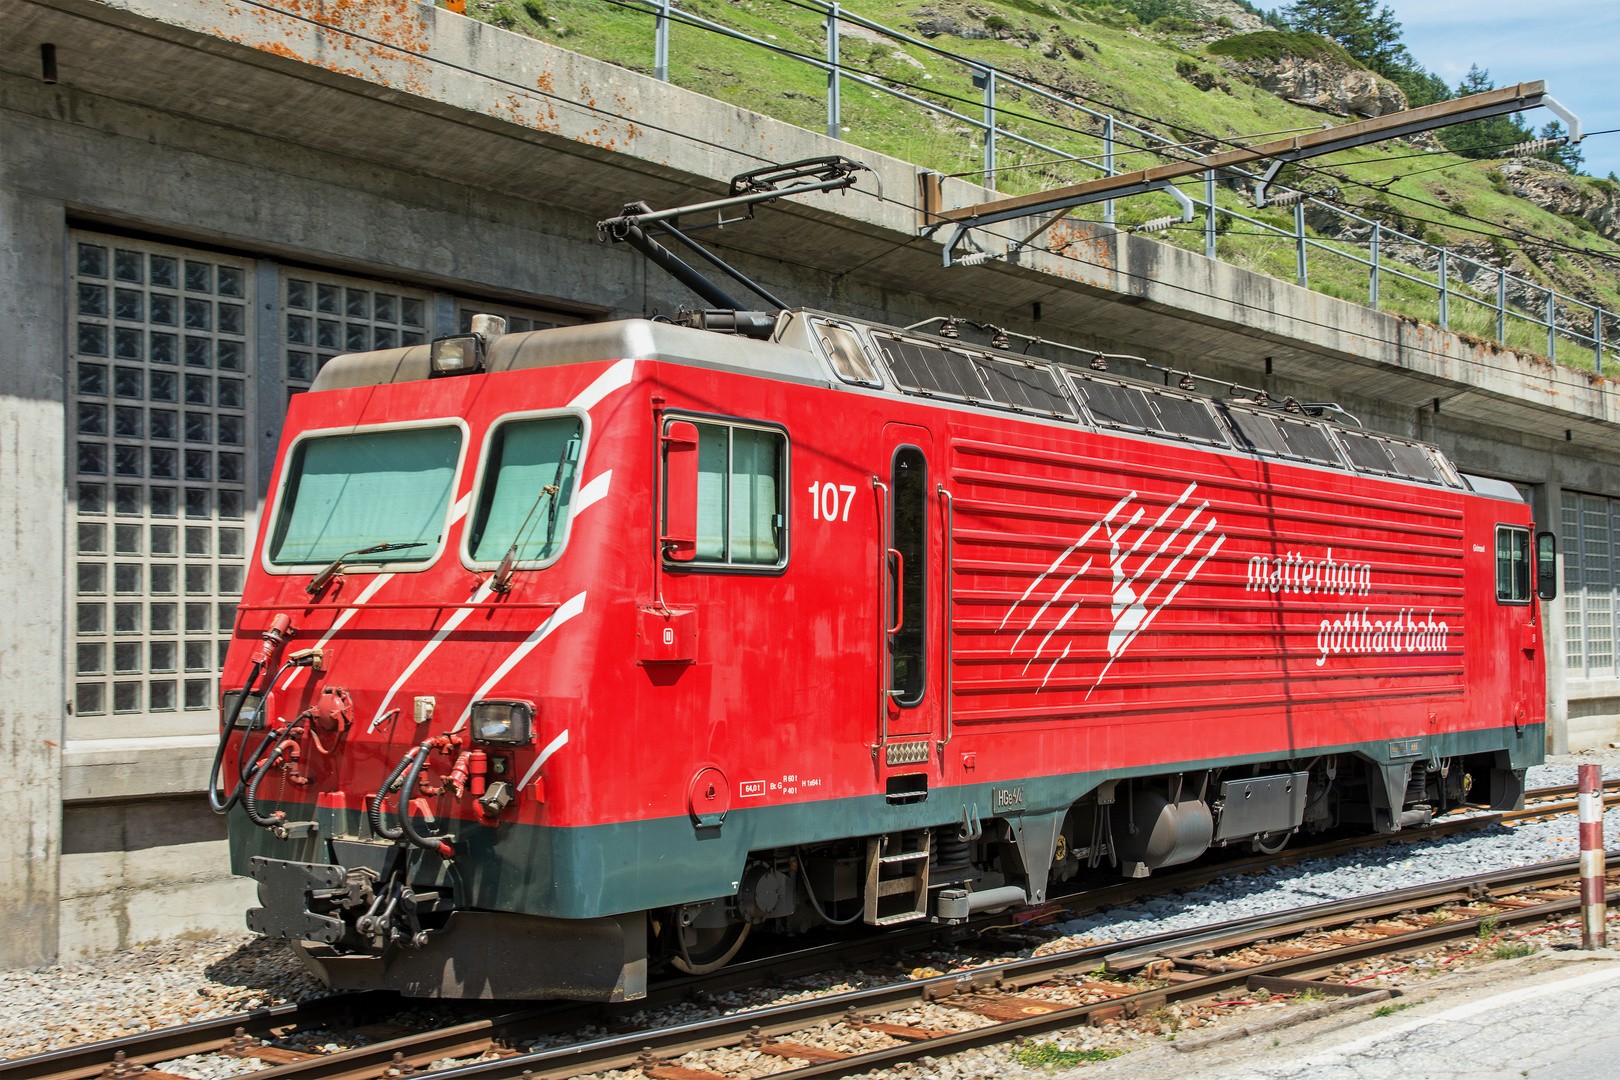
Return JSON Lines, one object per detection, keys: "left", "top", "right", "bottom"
{"left": 269, "top": 425, "right": 462, "bottom": 565}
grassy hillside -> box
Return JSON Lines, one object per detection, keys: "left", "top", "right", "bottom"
{"left": 461, "top": 0, "right": 1620, "bottom": 372}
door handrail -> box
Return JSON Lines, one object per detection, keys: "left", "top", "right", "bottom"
{"left": 872, "top": 475, "right": 890, "bottom": 756}
{"left": 937, "top": 484, "right": 954, "bottom": 751}
{"left": 886, "top": 548, "right": 905, "bottom": 634}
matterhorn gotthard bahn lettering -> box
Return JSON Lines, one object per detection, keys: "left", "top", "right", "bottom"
{"left": 1003, "top": 481, "right": 1450, "bottom": 686}
{"left": 1244, "top": 545, "right": 1450, "bottom": 667}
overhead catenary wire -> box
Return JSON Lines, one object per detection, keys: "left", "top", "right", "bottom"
{"left": 583, "top": 0, "right": 1620, "bottom": 271}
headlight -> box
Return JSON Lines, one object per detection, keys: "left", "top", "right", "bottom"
{"left": 222, "top": 689, "right": 265, "bottom": 730}
{"left": 470, "top": 700, "right": 533, "bottom": 744}
{"left": 429, "top": 334, "right": 483, "bottom": 374}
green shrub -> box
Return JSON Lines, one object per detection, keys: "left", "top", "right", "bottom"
{"left": 984, "top": 13, "right": 1012, "bottom": 31}
{"left": 1215, "top": 14, "right": 1234, "bottom": 27}
{"left": 1012, "top": 1043, "right": 1123, "bottom": 1067}
{"left": 1151, "top": 16, "right": 1202, "bottom": 32}
{"left": 1206, "top": 30, "right": 1357, "bottom": 66}
{"left": 522, "top": 0, "right": 548, "bottom": 23}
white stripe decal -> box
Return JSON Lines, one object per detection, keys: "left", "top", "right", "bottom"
{"left": 518, "top": 729, "right": 570, "bottom": 792}
{"left": 999, "top": 491, "right": 1133, "bottom": 636}
{"left": 1025, "top": 599, "right": 1083, "bottom": 675}
{"left": 1040, "top": 643, "right": 1072, "bottom": 689}
{"left": 449, "top": 492, "right": 471, "bottom": 523}
{"left": 369, "top": 581, "right": 496, "bottom": 731}
{"left": 572, "top": 471, "right": 612, "bottom": 518}
{"left": 1086, "top": 531, "right": 1225, "bottom": 698}
{"left": 452, "top": 590, "right": 588, "bottom": 732}
{"left": 1012, "top": 558, "right": 1092, "bottom": 657}
{"left": 568, "top": 358, "right": 635, "bottom": 411}
{"left": 283, "top": 573, "right": 398, "bottom": 689}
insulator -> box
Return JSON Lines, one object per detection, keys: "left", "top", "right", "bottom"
{"left": 1131, "top": 215, "right": 1177, "bottom": 234}
{"left": 990, "top": 328, "right": 1010, "bottom": 350}
{"left": 1509, "top": 136, "right": 1565, "bottom": 158}
{"left": 1255, "top": 389, "right": 1269, "bottom": 406}
{"left": 939, "top": 318, "right": 960, "bottom": 338}
{"left": 1178, "top": 373, "right": 1196, "bottom": 392}
{"left": 1089, "top": 355, "right": 1108, "bottom": 372}
{"left": 955, "top": 251, "right": 996, "bottom": 267}
{"left": 1265, "top": 189, "right": 1307, "bottom": 208}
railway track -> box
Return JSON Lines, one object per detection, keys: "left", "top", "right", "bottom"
{"left": 72, "top": 857, "right": 1606, "bottom": 1080}
{"left": 8, "top": 781, "right": 1615, "bottom": 1080}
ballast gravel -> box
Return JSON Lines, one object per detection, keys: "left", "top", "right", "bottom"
{"left": 4, "top": 756, "right": 1619, "bottom": 1065}
{"left": 1044, "top": 760, "right": 1620, "bottom": 950}
{"left": 0, "top": 936, "right": 326, "bottom": 1060}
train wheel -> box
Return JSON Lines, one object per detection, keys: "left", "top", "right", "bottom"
{"left": 670, "top": 920, "right": 751, "bottom": 975}
{"left": 1249, "top": 830, "right": 1292, "bottom": 856}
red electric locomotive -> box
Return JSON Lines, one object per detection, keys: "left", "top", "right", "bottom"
{"left": 217, "top": 175, "right": 1553, "bottom": 1001}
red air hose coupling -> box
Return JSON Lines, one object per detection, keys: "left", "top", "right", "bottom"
{"left": 250, "top": 613, "right": 295, "bottom": 666}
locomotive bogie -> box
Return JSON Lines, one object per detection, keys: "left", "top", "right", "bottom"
{"left": 217, "top": 312, "right": 1545, "bottom": 1000}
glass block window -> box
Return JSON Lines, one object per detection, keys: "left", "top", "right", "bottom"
{"left": 1562, "top": 490, "right": 1620, "bottom": 677}
{"left": 68, "top": 233, "right": 254, "bottom": 722}
{"left": 283, "top": 272, "right": 432, "bottom": 395}
{"left": 457, "top": 300, "right": 582, "bottom": 336}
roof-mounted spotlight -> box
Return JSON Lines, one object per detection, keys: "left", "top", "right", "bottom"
{"left": 429, "top": 314, "right": 506, "bottom": 376}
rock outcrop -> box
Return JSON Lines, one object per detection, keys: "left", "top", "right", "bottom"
{"left": 1217, "top": 54, "right": 1406, "bottom": 117}
{"left": 1502, "top": 161, "right": 1620, "bottom": 244}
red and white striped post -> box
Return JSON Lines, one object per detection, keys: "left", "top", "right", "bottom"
{"left": 1578, "top": 763, "right": 1607, "bottom": 949}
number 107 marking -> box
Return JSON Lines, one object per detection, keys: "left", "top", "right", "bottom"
{"left": 808, "top": 481, "right": 857, "bottom": 522}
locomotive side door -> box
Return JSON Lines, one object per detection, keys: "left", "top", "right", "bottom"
{"left": 877, "top": 423, "right": 941, "bottom": 762}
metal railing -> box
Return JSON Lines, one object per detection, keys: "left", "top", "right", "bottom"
{"left": 626, "top": 0, "right": 1616, "bottom": 374}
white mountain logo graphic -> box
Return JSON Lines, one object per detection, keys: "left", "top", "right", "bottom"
{"left": 999, "top": 483, "right": 1226, "bottom": 695}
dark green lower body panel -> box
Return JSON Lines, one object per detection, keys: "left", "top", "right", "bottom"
{"left": 229, "top": 724, "right": 1545, "bottom": 921}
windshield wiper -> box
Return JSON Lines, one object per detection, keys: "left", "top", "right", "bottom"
{"left": 306, "top": 541, "right": 428, "bottom": 596}
{"left": 491, "top": 437, "right": 580, "bottom": 594}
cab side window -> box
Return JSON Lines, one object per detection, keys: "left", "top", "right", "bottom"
{"left": 1496, "top": 525, "right": 1531, "bottom": 603}
{"left": 669, "top": 419, "right": 787, "bottom": 569}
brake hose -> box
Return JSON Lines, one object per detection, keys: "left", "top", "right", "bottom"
{"left": 243, "top": 738, "right": 290, "bottom": 828}
{"left": 207, "top": 615, "right": 294, "bottom": 815}
{"left": 232, "top": 660, "right": 296, "bottom": 781}
{"left": 398, "top": 742, "right": 455, "bottom": 859}
{"left": 206, "top": 659, "right": 263, "bottom": 815}
{"left": 241, "top": 713, "right": 312, "bottom": 829}
{"left": 367, "top": 749, "right": 418, "bottom": 841}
